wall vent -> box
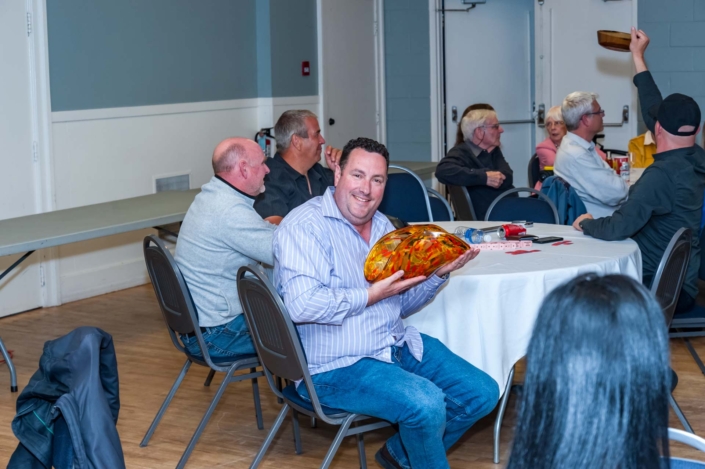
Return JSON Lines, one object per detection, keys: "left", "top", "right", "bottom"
{"left": 155, "top": 173, "right": 190, "bottom": 192}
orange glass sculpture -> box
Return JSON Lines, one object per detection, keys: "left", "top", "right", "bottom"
{"left": 364, "top": 224, "right": 470, "bottom": 282}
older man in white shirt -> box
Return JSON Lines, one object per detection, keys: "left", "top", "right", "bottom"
{"left": 553, "top": 92, "right": 628, "bottom": 218}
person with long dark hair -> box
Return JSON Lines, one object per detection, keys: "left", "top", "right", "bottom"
{"left": 508, "top": 273, "right": 671, "bottom": 469}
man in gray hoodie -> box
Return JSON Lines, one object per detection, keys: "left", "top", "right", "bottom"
{"left": 574, "top": 28, "right": 705, "bottom": 312}
{"left": 175, "top": 138, "right": 275, "bottom": 359}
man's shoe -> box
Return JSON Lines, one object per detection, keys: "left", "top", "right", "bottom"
{"left": 374, "top": 444, "right": 404, "bottom": 469}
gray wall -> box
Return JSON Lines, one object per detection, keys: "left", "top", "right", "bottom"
{"left": 639, "top": 0, "right": 705, "bottom": 138}
{"left": 47, "top": 0, "right": 317, "bottom": 112}
{"left": 384, "top": 0, "right": 432, "bottom": 162}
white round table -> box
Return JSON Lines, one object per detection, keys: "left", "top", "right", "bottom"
{"left": 403, "top": 221, "right": 641, "bottom": 395}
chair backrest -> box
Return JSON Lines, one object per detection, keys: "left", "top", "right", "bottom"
{"left": 378, "top": 165, "right": 433, "bottom": 223}
{"left": 143, "top": 235, "right": 217, "bottom": 368}
{"left": 447, "top": 184, "right": 477, "bottom": 221}
{"left": 651, "top": 228, "right": 692, "bottom": 327}
{"left": 485, "top": 187, "right": 559, "bottom": 224}
{"left": 670, "top": 428, "right": 705, "bottom": 452}
{"left": 237, "top": 265, "right": 339, "bottom": 424}
{"left": 528, "top": 154, "right": 540, "bottom": 188}
{"left": 427, "top": 188, "right": 454, "bottom": 221}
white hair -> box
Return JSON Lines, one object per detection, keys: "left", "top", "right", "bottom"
{"left": 460, "top": 109, "right": 497, "bottom": 142}
{"left": 561, "top": 92, "right": 599, "bottom": 131}
{"left": 545, "top": 105, "right": 563, "bottom": 124}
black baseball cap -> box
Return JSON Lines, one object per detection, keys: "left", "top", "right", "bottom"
{"left": 648, "top": 93, "right": 701, "bottom": 136}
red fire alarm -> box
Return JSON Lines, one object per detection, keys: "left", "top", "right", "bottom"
{"left": 302, "top": 61, "right": 310, "bottom": 76}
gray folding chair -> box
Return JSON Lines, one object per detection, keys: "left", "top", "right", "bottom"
{"left": 447, "top": 184, "right": 477, "bottom": 221}
{"left": 0, "top": 337, "right": 17, "bottom": 392}
{"left": 140, "top": 235, "right": 263, "bottom": 469}
{"left": 237, "top": 265, "right": 391, "bottom": 469}
{"left": 651, "top": 227, "right": 695, "bottom": 434}
{"left": 669, "top": 428, "right": 705, "bottom": 468}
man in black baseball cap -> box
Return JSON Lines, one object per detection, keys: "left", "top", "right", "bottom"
{"left": 574, "top": 27, "right": 705, "bottom": 313}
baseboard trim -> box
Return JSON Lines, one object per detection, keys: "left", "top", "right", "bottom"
{"left": 60, "top": 257, "right": 149, "bottom": 304}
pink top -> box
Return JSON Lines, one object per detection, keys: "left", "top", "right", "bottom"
{"left": 535, "top": 136, "right": 606, "bottom": 170}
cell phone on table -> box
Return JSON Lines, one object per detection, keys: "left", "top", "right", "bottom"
{"left": 506, "top": 234, "right": 539, "bottom": 241}
{"left": 534, "top": 236, "right": 564, "bottom": 244}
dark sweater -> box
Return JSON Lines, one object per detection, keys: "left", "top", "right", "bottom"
{"left": 581, "top": 71, "right": 705, "bottom": 298}
{"left": 435, "top": 141, "right": 514, "bottom": 220}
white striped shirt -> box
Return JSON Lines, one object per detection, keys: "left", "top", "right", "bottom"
{"left": 273, "top": 187, "right": 447, "bottom": 376}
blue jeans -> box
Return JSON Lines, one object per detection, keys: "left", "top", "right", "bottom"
{"left": 180, "top": 314, "right": 255, "bottom": 359}
{"left": 297, "top": 334, "right": 499, "bottom": 469}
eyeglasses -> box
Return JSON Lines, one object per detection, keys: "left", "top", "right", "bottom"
{"left": 584, "top": 109, "right": 605, "bottom": 117}
{"left": 545, "top": 120, "right": 565, "bottom": 127}
{"left": 482, "top": 124, "right": 501, "bottom": 130}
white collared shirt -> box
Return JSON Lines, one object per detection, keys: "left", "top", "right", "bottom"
{"left": 554, "top": 132, "right": 629, "bottom": 218}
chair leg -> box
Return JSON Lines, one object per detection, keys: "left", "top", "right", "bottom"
{"left": 669, "top": 393, "right": 695, "bottom": 434}
{"left": 276, "top": 376, "right": 284, "bottom": 404}
{"left": 251, "top": 369, "right": 264, "bottom": 430}
{"left": 0, "top": 337, "right": 17, "bottom": 392}
{"left": 292, "top": 409, "right": 303, "bottom": 455}
{"left": 140, "top": 359, "right": 191, "bottom": 447}
{"left": 357, "top": 433, "right": 367, "bottom": 469}
{"left": 683, "top": 338, "right": 705, "bottom": 377}
{"left": 250, "top": 404, "right": 290, "bottom": 469}
{"left": 493, "top": 365, "right": 516, "bottom": 464}
{"left": 311, "top": 417, "right": 317, "bottom": 428}
{"left": 176, "top": 366, "right": 233, "bottom": 469}
{"left": 320, "top": 414, "right": 356, "bottom": 469}
{"left": 204, "top": 369, "right": 216, "bottom": 387}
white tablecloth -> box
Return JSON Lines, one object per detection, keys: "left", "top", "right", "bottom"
{"left": 403, "top": 222, "right": 641, "bottom": 395}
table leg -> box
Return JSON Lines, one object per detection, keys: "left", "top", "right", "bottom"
{"left": 0, "top": 250, "right": 35, "bottom": 393}
{"left": 0, "top": 337, "right": 17, "bottom": 392}
{"left": 493, "top": 365, "right": 516, "bottom": 464}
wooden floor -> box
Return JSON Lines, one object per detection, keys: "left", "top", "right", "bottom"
{"left": 1, "top": 284, "right": 704, "bottom": 468}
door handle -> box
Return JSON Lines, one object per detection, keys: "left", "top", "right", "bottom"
{"left": 452, "top": 106, "right": 458, "bottom": 123}
{"left": 602, "top": 105, "right": 630, "bottom": 127}
{"left": 329, "top": 118, "right": 335, "bottom": 126}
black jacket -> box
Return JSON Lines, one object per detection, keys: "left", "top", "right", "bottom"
{"left": 435, "top": 141, "right": 514, "bottom": 220}
{"left": 582, "top": 71, "right": 705, "bottom": 298}
{"left": 8, "top": 327, "right": 125, "bottom": 469}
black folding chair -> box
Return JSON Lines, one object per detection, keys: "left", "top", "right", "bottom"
{"left": 140, "top": 235, "right": 263, "bottom": 468}
{"left": 447, "top": 184, "right": 477, "bottom": 221}
{"left": 651, "top": 227, "right": 695, "bottom": 433}
{"left": 670, "top": 225, "right": 705, "bottom": 376}
{"left": 237, "top": 265, "right": 390, "bottom": 469}
{"left": 528, "top": 154, "right": 540, "bottom": 188}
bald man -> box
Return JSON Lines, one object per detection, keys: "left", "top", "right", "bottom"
{"left": 175, "top": 138, "right": 275, "bottom": 359}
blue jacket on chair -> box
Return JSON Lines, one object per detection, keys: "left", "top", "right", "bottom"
{"left": 540, "top": 176, "right": 587, "bottom": 225}
{"left": 8, "top": 327, "right": 125, "bottom": 469}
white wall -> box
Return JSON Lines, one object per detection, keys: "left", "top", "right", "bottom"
{"left": 49, "top": 96, "right": 318, "bottom": 304}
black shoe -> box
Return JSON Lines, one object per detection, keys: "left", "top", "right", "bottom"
{"left": 374, "top": 444, "right": 404, "bottom": 469}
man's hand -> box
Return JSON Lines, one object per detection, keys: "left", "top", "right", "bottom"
{"left": 435, "top": 248, "right": 480, "bottom": 278}
{"left": 630, "top": 27, "right": 649, "bottom": 74}
{"left": 573, "top": 213, "right": 594, "bottom": 232}
{"left": 324, "top": 145, "right": 342, "bottom": 170}
{"left": 486, "top": 171, "right": 506, "bottom": 189}
{"left": 367, "top": 271, "right": 427, "bottom": 306}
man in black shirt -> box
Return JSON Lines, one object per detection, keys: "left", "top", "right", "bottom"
{"left": 574, "top": 28, "right": 705, "bottom": 312}
{"left": 435, "top": 108, "right": 514, "bottom": 220}
{"left": 254, "top": 110, "right": 341, "bottom": 224}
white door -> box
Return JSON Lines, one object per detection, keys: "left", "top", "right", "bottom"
{"left": 0, "top": 1, "right": 43, "bottom": 316}
{"left": 320, "top": 0, "right": 381, "bottom": 149}
{"left": 443, "top": 0, "right": 535, "bottom": 187}
{"left": 535, "top": 0, "right": 637, "bottom": 151}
